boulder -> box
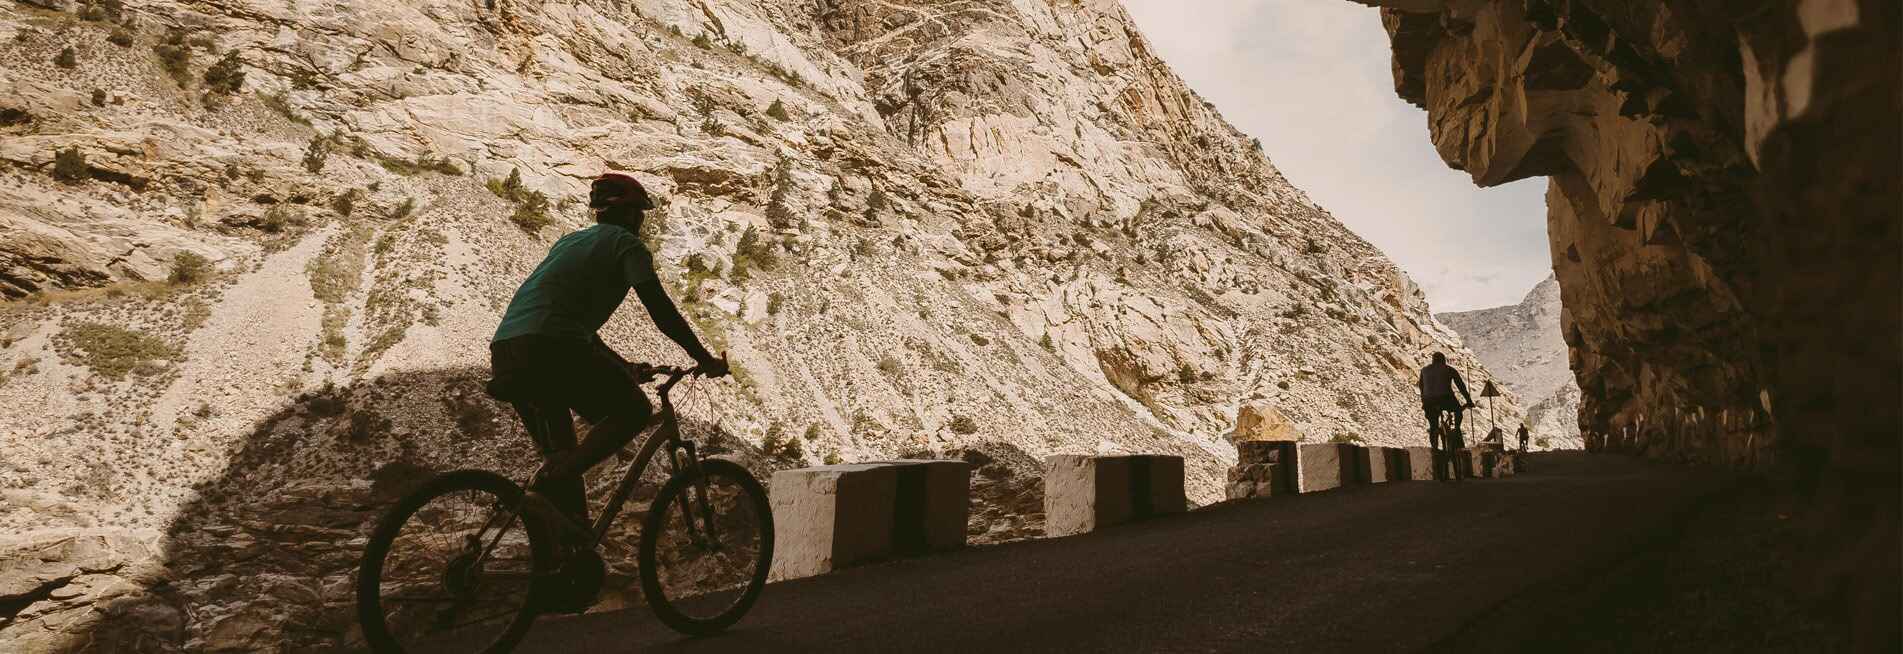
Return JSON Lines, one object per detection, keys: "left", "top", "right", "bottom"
{"left": 1228, "top": 401, "right": 1305, "bottom": 443}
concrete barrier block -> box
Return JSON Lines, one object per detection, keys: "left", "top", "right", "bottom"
{"left": 769, "top": 460, "right": 971, "bottom": 581}
{"left": 1045, "top": 455, "right": 1186, "bottom": 537}
{"left": 1364, "top": 447, "right": 1396, "bottom": 483}
{"left": 1297, "top": 444, "right": 1356, "bottom": 493}
{"left": 1405, "top": 447, "right": 1435, "bottom": 480}
{"left": 1455, "top": 449, "right": 1478, "bottom": 479}
{"left": 1346, "top": 445, "right": 1373, "bottom": 484}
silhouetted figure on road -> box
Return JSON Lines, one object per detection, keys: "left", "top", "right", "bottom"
{"left": 1420, "top": 352, "right": 1475, "bottom": 480}
{"left": 1518, "top": 424, "right": 1530, "bottom": 453}
{"left": 488, "top": 173, "right": 729, "bottom": 534}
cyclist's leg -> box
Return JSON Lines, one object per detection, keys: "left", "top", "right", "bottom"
{"left": 517, "top": 402, "right": 590, "bottom": 525}
{"left": 536, "top": 340, "right": 653, "bottom": 488}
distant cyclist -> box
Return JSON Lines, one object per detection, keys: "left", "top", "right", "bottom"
{"left": 1419, "top": 352, "right": 1475, "bottom": 453}
{"left": 489, "top": 172, "right": 728, "bottom": 539}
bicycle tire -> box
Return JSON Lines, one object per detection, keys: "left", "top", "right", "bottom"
{"left": 637, "top": 459, "right": 774, "bottom": 636}
{"left": 357, "top": 470, "right": 552, "bottom": 654}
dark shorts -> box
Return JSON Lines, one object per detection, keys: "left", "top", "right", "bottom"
{"left": 489, "top": 334, "right": 640, "bottom": 423}
{"left": 1422, "top": 395, "right": 1464, "bottom": 433}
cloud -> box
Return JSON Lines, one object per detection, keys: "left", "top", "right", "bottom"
{"left": 1121, "top": 0, "right": 1553, "bottom": 312}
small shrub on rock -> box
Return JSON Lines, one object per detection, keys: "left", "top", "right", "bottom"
{"left": 106, "top": 26, "right": 135, "bottom": 47}
{"left": 507, "top": 192, "right": 548, "bottom": 231}
{"left": 52, "top": 147, "right": 89, "bottom": 183}
{"left": 765, "top": 98, "right": 789, "bottom": 121}
{"left": 201, "top": 50, "right": 245, "bottom": 96}
{"left": 90, "top": 89, "right": 106, "bottom": 106}
{"left": 54, "top": 46, "right": 78, "bottom": 69}
{"left": 154, "top": 29, "right": 192, "bottom": 86}
{"left": 58, "top": 322, "right": 181, "bottom": 378}
{"left": 168, "top": 251, "right": 212, "bottom": 284}
{"left": 949, "top": 414, "right": 978, "bottom": 435}
{"left": 302, "top": 135, "right": 331, "bottom": 173}
{"left": 79, "top": 0, "right": 124, "bottom": 22}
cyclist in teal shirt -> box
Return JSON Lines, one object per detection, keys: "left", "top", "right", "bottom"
{"left": 489, "top": 173, "right": 727, "bottom": 531}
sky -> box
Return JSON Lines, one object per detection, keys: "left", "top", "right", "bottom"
{"left": 1121, "top": 0, "right": 1552, "bottom": 312}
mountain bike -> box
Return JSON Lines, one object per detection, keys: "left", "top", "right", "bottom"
{"left": 354, "top": 364, "right": 773, "bottom": 653}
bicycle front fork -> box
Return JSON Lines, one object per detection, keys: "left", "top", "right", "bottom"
{"left": 667, "top": 441, "right": 722, "bottom": 548}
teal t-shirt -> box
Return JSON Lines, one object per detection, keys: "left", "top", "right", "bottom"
{"left": 493, "top": 223, "right": 656, "bottom": 343}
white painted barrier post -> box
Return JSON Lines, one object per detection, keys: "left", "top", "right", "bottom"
{"left": 1045, "top": 455, "right": 1186, "bottom": 537}
{"left": 1405, "top": 446, "right": 1435, "bottom": 480}
{"left": 768, "top": 460, "right": 970, "bottom": 581}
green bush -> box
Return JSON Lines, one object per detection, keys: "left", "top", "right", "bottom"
{"left": 54, "top": 46, "right": 77, "bottom": 69}
{"left": 731, "top": 226, "right": 778, "bottom": 281}
{"left": 168, "top": 251, "right": 212, "bottom": 284}
{"left": 201, "top": 50, "right": 245, "bottom": 95}
{"left": 302, "top": 135, "right": 331, "bottom": 173}
{"left": 90, "top": 89, "right": 107, "bottom": 106}
{"left": 330, "top": 190, "right": 357, "bottom": 217}
{"left": 949, "top": 414, "right": 978, "bottom": 435}
{"left": 259, "top": 204, "right": 303, "bottom": 233}
{"left": 766, "top": 291, "right": 784, "bottom": 315}
{"left": 765, "top": 98, "right": 789, "bottom": 121}
{"left": 52, "top": 147, "right": 89, "bottom": 183}
{"left": 154, "top": 29, "right": 192, "bottom": 86}
{"left": 391, "top": 197, "right": 416, "bottom": 221}
{"left": 508, "top": 191, "right": 549, "bottom": 232}
{"left": 59, "top": 322, "right": 181, "bottom": 378}
{"left": 877, "top": 355, "right": 900, "bottom": 376}
{"left": 106, "top": 26, "right": 134, "bottom": 47}
{"left": 79, "top": 0, "right": 124, "bottom": 22}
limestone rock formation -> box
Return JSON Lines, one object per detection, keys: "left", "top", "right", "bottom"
{"left": 1437, "top": 274, "right": 1582, "bottom": 450}
{"left": 1347, "top": 0, "right": 1898, "bottom": 645}
{"left": 0, "top": 0, "right": 1516, "bottom": 649}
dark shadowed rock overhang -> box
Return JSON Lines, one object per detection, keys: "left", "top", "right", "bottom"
{"left": 1344, "top": 0, "right": 1898, "bottom": 648}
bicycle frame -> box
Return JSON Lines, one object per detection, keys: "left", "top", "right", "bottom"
{"left": 585, "top": 368, "right": 703, "bottom": 546}
{"left": 504, "top": 367, "right": 708, "bottom": 549}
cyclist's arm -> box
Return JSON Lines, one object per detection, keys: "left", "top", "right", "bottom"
{"left": 615, "top": 231, "right": 717, "bottom": 365}
{"left": 631, "top": 280, "right": 716, "bottom": 364}
{"left": 1453, "top": 371, "right": 1473, "bottom": 405}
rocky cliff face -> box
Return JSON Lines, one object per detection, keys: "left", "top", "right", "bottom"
{"left": 1438, "top": 274, "right": 1582, "bottom": 449}
{"left": 0, "top": 0, "right": 1512, "bottom": 649}
{"left": 1348, "top": 0, "right": 1898, "bottom": 645}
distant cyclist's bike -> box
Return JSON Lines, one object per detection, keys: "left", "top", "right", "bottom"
{"left": 355, "top": 364, "right": 773, "bottom": 653}
{"left": 1429, "top": 404, "right": 1474, "bottom": 482}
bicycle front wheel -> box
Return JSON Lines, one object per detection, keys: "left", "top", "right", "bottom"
{"left": 638, "top": 458, "right": 773, "bottom": 636}
{"left": 357, "top": 470, "right": 551, "bottom": 653}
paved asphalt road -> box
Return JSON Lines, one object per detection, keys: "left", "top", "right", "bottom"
{"left": 517, "top": 452, "right": 1733, "bottom": 653}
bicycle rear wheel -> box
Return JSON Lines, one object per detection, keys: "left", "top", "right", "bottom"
{"left": 637, "top": 459, "right": 773, "bottom": 636}
{"left": 357, "top": 470, "right": 551, "bottom": 653}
